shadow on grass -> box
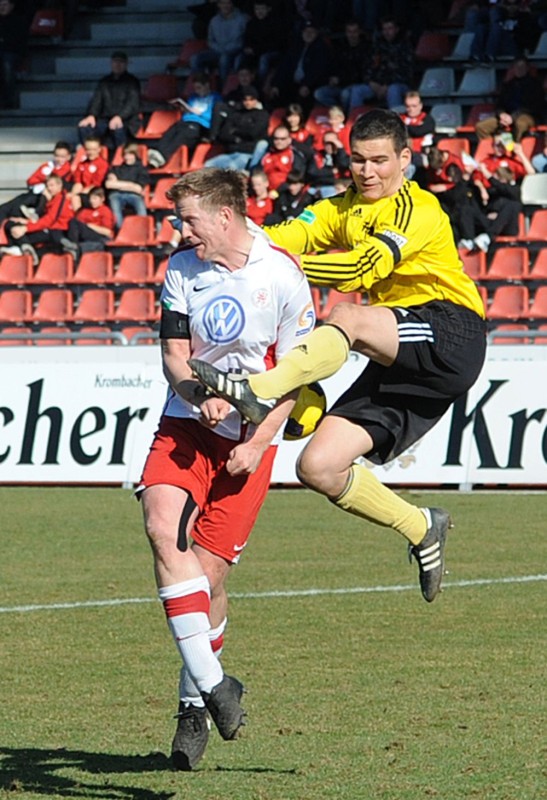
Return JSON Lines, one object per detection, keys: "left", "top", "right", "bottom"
{"left": 0, "top": 747, "right": 174, "bottom": 800}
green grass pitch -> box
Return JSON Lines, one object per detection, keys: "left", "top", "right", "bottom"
{"left": 0, "top": 487, "right": 545, "bottom": 800}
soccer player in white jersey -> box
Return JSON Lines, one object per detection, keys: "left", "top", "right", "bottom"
{"left": 137, "top": 168, "right": 315, "bottom": 771}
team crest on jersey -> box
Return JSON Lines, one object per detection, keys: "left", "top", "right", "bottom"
{"left": 296, "top": 302, "right": 315, "bottom": 337}
{"left": 203, "top": 295, "right": 245, "bottom": 343}
{"left": 252, "top": 288, "right": 270, "bottom": 308}
{"left": 383, "top": 229, "right": 408, "bottom": 249}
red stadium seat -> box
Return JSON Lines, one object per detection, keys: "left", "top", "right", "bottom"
{"left": 168, "top": 38, "right": 207, "bottom": 70}
{"left": 147, "top": 177, "right": 178, "bottom": 210}
{"left": 121, "top": 325, "right": 157, "bottom": 345}
{"left": 484, "top": 247, "right": 529, "bottom": 281}
{"left": 138, "top": 109, "right": 180, "bottom": 139}
{"left": 154, "top": 258, "right": 169, "bottom": 284}
{"left": 30, "top": 8, "right": 64, "bottom": 37}
{"left": 73, "top": 288, "right": 115, "bottom": 322}
{"left": 436, "top": 137, "right": 471, "bottom": 157}
{"left": 187, "top": 143, "right": 223, "bottom": 171}
{"left": 141, "top": 74, "right": 179, "bottom": 104}
{"left": 316, "top": 289, "right": 362, "bottom": 321}
{"left": 108, "top": 215, "right": 156, "bottom": 247}
{"left": 486, "top": 285, "right": 529, "bottom": 320}
{"left": 415, "top": 32, "right": 452, "bottom": 62}
{"left": 114, "top": 288, "right": 158, "bottom": 321}
{"left": 37, "top": 326, "right": 72, "bottom": 345}
{"left": 0, "top": 325, "right": 32, "bottom": 345}
{"left": 528, "top": 249, "right": 547, "bottom": 280}
{"left": 457, "top": 103, "right": 496, "bottom": 133}
{"left": 75, "top": 326, "right": 114, "bottom": 345}
{"left": 525, "top": 210, "right": 547, "bottom": 241}
{"left": 111, "top": 251, "right": 155, "bottom": 284}
{"left": 495, "top": 212, "right": 526, "bottom": 243}
{"left": 489, "top": 323, "right": 530, "bottom": 344}
{"left": 148, "top": 146, "right": 189, "bottom": 175}
{"left": 0, "top": 289, "right": 33, "bottom": 321}
{"left": 71, "top": 251, "right": 114, "bottom": 284}
{"left": 528, "top": 286, "right": 547, "bottom": 319}
{"left": 33, "top": 289, "right": 74, "bottom": 322}
{"left": 459, "top": 249, "right": 487, "bottom": 281}
{"left": 31, "top": 253, "right": 74, "bottom": 284}
{"left": 0, "top": 254, "right": 34, "bottom": 284}
{"left": 110, "top": 144, "right": 148, "bottom": 166}
{"left": 155, "top": 216, "right": 178, "bottom": 246}
{"left": 477, "top": 284, "right": 488, "bottom": 314}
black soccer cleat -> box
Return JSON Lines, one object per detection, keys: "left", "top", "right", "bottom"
{"left": 171, "top": 701, "right": 210, "bottom": 771}
{"left": 408, "top": 507, "right": 453, "bottom": 603}
{"left": 188, "top": 359, "right": 274, "bottom": 425}
{"left": 201, "top": 674, "right": 246, "bottom": 741}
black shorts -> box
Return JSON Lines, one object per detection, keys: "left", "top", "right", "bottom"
{"left": 329, "top": 301, "right": 487, "bottom": 465}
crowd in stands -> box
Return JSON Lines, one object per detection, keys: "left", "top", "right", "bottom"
{"left": 1, "top": 0, "right": 547, "bottom": 342}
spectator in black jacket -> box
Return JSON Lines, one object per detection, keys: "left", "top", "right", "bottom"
{"left": 268, "top": 19, "right": 333, "bottom": 112}
{"left": 265, "top": 169, "right": 317, "bottom": 224}
{"left": 0, "top": 0, "right": 28, "bottom": 108}
{"left": 105, "top": 143, "right": 151, "bottom": 228}
{"left": 238, "top": 1, "right": 285, "bottom": 85}
{"left": 307, "top": 129, "right": 351, "bottom": 197}
{"left": 77, "top": 52, "right": 141, "bottom": 151}
{"left": 314, "top": 20, "right": 372, "bottom": 111}
{"left": 204, "top": 86, "right": 270, "bottom": 170}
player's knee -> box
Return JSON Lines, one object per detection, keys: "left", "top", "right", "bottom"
{"left": 296, "top": 447, "right": 333, "bottom": 494}
{"left": 325, "top": 301, "right": 363, "bottom": 342}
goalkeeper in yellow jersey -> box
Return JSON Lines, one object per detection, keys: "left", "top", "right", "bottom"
{"left": 189, "top": 109, "right": 487, "bottom": 603}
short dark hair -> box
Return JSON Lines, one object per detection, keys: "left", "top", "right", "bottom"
{"left": 350, "top": 109, "right": 409, "bottom": 155}
{"left": 89, "top": 187, "right": 106, "bottom": 200}
{"left": 54, "top": 140, "right": 72, "bottom": 154}
{"left": 166, "top": 168, "right": 248, "bottom": 217}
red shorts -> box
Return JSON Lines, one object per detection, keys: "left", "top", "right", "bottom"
{"left": 140, "top": 416, "right": 277, "bottom": 563}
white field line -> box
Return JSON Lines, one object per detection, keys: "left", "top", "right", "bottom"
{"left": 0, "top": 574, "right": 546, "bottom": 615}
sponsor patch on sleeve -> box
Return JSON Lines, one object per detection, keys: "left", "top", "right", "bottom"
{"left": 299, "top": 209, "right": 316, "bottom": 225}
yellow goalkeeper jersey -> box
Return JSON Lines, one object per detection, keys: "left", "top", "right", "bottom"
{"left": 265, "top": 180, "right": 485, "bottom": 318}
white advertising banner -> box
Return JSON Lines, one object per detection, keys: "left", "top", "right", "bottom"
{"left": 0, "top": 345, "right": 546, "bottom": 487}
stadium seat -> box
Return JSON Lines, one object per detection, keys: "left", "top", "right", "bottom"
{"left": 74, "top": 326, "right": 114, "bottom": 345}
{"left": 457, "top": 103, "right": 496, "bottom": 133}
{"left": 436, "top": 137, "right": 470, "bottom": 157}
{"left": 121, "top": 325, "right": 157, "bottom": 345}
{"left": 316, "top": 288, "right": 362, "bottom": 321}
{"left": 0, "top": 325, "right": 32, "bottom": 345}
{"left": 418, "top": 67, "right": 455, "bottom": 100}
{"left": 111, "top": 251, "right": 155, "bottom": 284}
{"left": 33, "top": 288, "right": 74, "bottom": 322}
{"left": 31, "top": 252, "right": 74, "bottom": 284}
{"left": 267, "top": 107, "right": 286, "bottom": 135}
{"left": 528, "top": 249, "right": 547, "bottom": 280}
{"left": 430, "top": 103, "right": 463, "bottom": 134}
{"left": 525, "top": 210, "right": 547, "bottom": 241}
{"left": 529, "top": 30, "right": 547, "bottom": 61}
{"left": 484, "top": 247, "right": 529, "bottom": 281}
{"left": 30, "top": 8, "right": 64, "bottom": 37}
{"left": 138, "top": 109, "right": 180, "bottom": 139}
{"left": 0, "top": 289, "right": 33, "bottom": 321}
{"left": 154, "top": 258, "right": 168, "bottom": 284}
{"left": 141, "top": 74, "right": 179, "bottom": 105}
{"left": 113, "top": 288, "right": 158, "bottom": 321}
{"left": 73, "top": 288, "right": 115, "bottom": 322}
{"left": 155, "top": 216, "right": 178, "bottom": 247}
{"left": 453, "top": 67, "right": 497, "bottom": 99}
{"left": 489, "top": 324, "right": 530, "bottom": 344}
{"left": 111, "top": 144, "right": 148, "bottom": 166}
{"left": 477, "top": 284, "right": 488, "bottom": 314}
{"left": 486, "top": 285, "right": 529, "bottom": 320}
{"left": 148, "top": 146, "right": 188, "bottom": 175}
{"left": 167, "top": 38, "right": 207, "bottom": 71}
{"left": 71, "top": 251, "right": 114, "bottom": 284}
{"left": 108, "top": 215, "right": 156, "bottom": 247}
{"left": 495, "top": 213, "right": 527, "bottom": 243}
{"left": 521, "top": 175, "right": 547, "bottom": 207}
{"left": 347, "top": 105, "right": 374, "bottom": 125}
{"left": 459, "top": 249, "right": 487, "bottom": 281}
{"left": 473, "top": 137, "right": 494, "bottom": 162}
{"left": 528, "top": 286, "right": 547, "bottom": 319}
{"left": 221, "top": 72, "right": 241, "bottom": 96}
{"left": 445, "top": 31, "right": 474, "bottom": 62}
{"left": 520, "top": 136, "right": 539, "bottom": 161}
{"left": 37, "top": 326, "right": 72, "bottom": 346}
{"left": 0, "top": 254, "right": 34, "bottom": 284}
{"left": 187, "top": 142, "right": 223, "bottom": 171}
{"left": 414, "top": 32, "right": 451, "bottom": 62}
{"left": 305, "top": 105, "right": 331, "bottom": 135}
{"left": 147, "top": 177, "right": 178, "bottom": 210}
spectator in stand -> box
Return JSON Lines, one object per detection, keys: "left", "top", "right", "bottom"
{"left": 260, "top": 124, "right": 309, "bottom": 191}
{"left": 70, "top": 136, "right": 110, "bottom": 212}
{"left": 475, "top": 58, "right": 545, "bottom": 142}
{"left": 432, "top": 162, "right": 492, "bottom": 253}
{"left": 307, "top": 130, "right": 351, "bottom": 197}
{"left": 473, "top": 134, "right": 535, "bottom": 190}
{"left": 1, "top": 174, "right": 74, "bottom": 265}
{"left": 268, "top": 19, "right": 333, "bottom": 112}
{"left": 238, "top": 2, "right": 285, "bottom": 84}
{"left": 105, "top": 142, "right": 150, "bottom": 229}
{"left": 204, "top": 86, "right": 270, "bottom": 171}
{"left": 531, "top": 131, "right": 547, "bottom": 172}
{"left": 221, "top": 66, "right": 261, "bottom": 106}
{"left": 312, "top": 105, "right": 351, "bottom": 153}
{"left": 464, "top": 0, "right": 539, "bottom": 64}
{"left": 77, "top": 51, "right": 141, "bottom": 152}
{"left": 246, "top": 169, "right": 274, "bottom": 225}
{"left": 345, "top": 16, "right": 414, "bottom": 111}
{"left": 283, "top": 102, "right": 314, "bottom": 155}
{"left": 0, "top": 141, "right": 73, "bottom": 224}
{"left": 313, "top": 20, "right": 372, "bottom": 111}
{"left": 190, "top": 0, "right": 249, "bottom": 85}
{"left": 0, "top": 0, "right": 28, "bottom": 109}
{"left": 147, "top": 73, "right": 221, "bottom": 168}
{"left": 399, "top": 90, "right": 435, "bottom": 153}
{"left": 264, "top": 169, "right": 317, "bottom": 224}
{"left": 60, "top": 187, "right": 116, "bottom": 259}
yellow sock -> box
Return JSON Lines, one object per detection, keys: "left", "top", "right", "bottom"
{"left": 248, "top": 325, "right": 350, "bottom": 400}
{"left": 334, "top": 463, "right": 428, "bottom": 545}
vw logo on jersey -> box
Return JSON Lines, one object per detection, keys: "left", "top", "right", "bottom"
{"left": 203, "top": 295, "right": 246, "bottom": 343}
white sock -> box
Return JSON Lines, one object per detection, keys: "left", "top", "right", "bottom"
{"left": 179, "top": 617, "right": 228, "bottom": 705}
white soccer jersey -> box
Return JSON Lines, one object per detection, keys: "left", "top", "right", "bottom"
{"left": 160, "top": 232, "right": 315, "bottom": 441}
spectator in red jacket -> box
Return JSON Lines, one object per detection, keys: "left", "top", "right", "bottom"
{"left": 246, "top": 169, "right": 274, "bottom": 226}
{"left": 71, "top": 136, "right": 110, "bottom": 211}
{"left": 61, "top": 187, "right": 116, "bottom": 259}
{"left": 399, "top": 91, "right": 435, "bottom": 154}
{"left": 260, "top": 125, "right": 308, "bottom": 191}
{"left": 1, "top": 174, "right": 74, "bottom": 264}
{"left": 0, "top": 141, "right": 73, "bottom": 223}
{"left": 283, "top": 102, "right": 314, "bottom": 155}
